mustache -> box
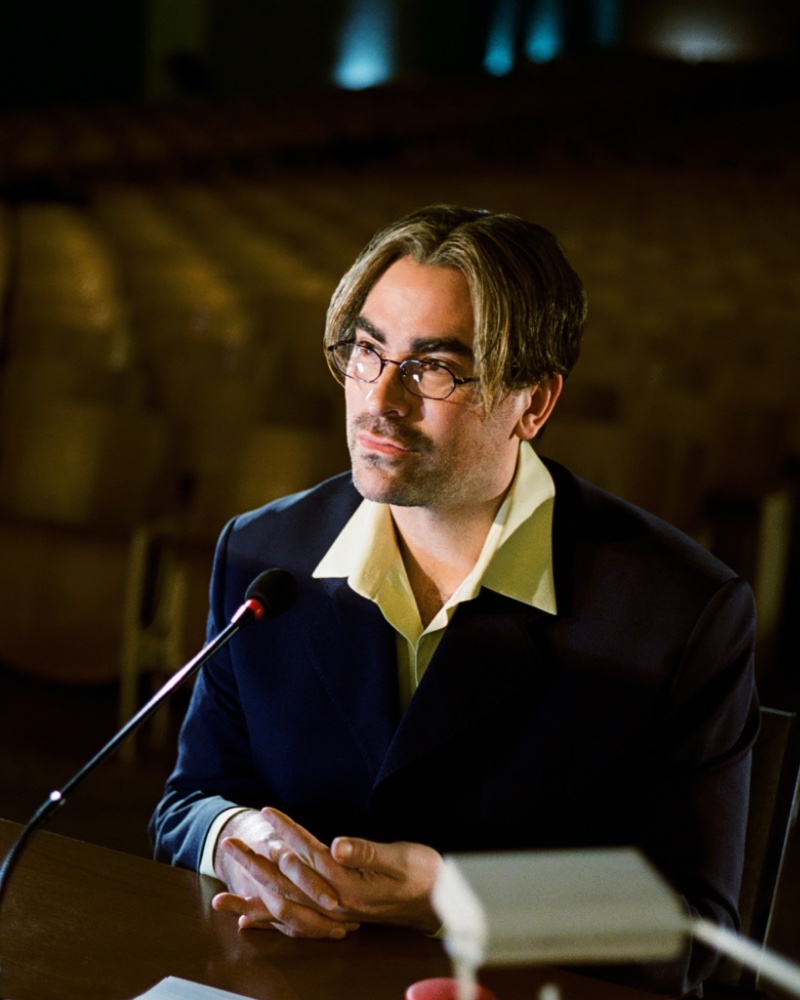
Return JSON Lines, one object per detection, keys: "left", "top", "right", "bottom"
{"left": 351, "top": 415, "right": 431, "bottom": 452}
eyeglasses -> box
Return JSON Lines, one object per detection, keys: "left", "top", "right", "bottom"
{"left": 327, "top": 341, "right": 479, "bottom": 401}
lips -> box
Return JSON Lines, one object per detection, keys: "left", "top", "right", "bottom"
{"left": 357, "top": 430, "right": 412, "bottom": 455}
{"left": 352, "top": 415, "right": 430, "bottom": 454}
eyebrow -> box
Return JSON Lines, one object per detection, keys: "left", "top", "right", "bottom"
{"left": 352, "top": 316, "right": 474, "bottom": 359}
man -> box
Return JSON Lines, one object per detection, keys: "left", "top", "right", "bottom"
{"left": 151, "top": 205, "right": 758, "bottom": 997}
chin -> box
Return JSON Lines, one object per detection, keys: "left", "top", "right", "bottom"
{"left": 352, "top": 467, "right": 424, "bottom": 507}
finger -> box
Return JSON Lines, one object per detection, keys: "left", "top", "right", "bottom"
{"left": 331, "top": 836, "right": 399, "bottom": 877}
{"left": 214, "top": 854, "right": 354, "bottom": 932}
{"left": 211, "top": 890, "right": 247, "bottom": 912}
{"left": 212, "top": 891, "right": 270, "bottom": 921}
{"left": 212, "top": 889, "right": 360, "bottom": 938}
{"left": 247, "top": 916, "right": 361, "bottom": 939}
{"left": 261, "top": 808, "right": 330, "bottom": 867}
{"left": 263, "top": 886, "right": 361, "bottom": 937}
{"left": 223, "top": 836, "right": 339, "bottom": 912}
{"left": 221, "top": 836, "right": 301, "bottom": 896}
{"left": 213, "top": 892, "right": 288, "bottom": 932}
{"left": 272, "top": 842, "right": 340, "bottom": 911}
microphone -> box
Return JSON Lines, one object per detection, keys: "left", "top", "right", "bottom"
{"left": 234, "top": 567, "right": 298, "bottom": 625}
{"left": 0, "top": 568, "right": 297, "bottom": 913}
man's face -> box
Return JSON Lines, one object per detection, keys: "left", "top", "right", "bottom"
{"left": 344, "top": 257, "right": 532, "bottom": 513}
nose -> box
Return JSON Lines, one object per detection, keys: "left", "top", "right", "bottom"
{"left": 363, "top": 360, "right": 412, "bottom": 417}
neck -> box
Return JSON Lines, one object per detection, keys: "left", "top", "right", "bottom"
{"left": 390, "top": 494, "right": 506, "bottom": 628}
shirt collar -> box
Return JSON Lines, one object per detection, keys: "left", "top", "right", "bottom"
{"left": 313, "top": 441, "right": 557, "bottom": 617}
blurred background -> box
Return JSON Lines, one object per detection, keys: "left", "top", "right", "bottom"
{"left": 0, "top": 0, "right": 798, "bottom": 970}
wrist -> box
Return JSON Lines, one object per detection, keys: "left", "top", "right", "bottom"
{"left": 212, "top": 807, "right": 263, "bottom": 881}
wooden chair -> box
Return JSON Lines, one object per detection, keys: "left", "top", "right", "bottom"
{"left": 707, "top": 706, "right": 800, "bottom": 997}
{"left": 705, "top": 483, "right": 795, "bottom": 684}
{"left": 117, "top": 516, "right": 188, "bottom": 762}
{"left": 742, "top": 708, "right": 800, "bottom": 961}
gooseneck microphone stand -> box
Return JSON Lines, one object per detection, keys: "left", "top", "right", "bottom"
{"left": 0, "top": 568, "right": 296, "bottom": 939}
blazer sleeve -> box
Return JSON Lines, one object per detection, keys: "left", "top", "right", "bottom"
{"left": 623, "top": 575, "right": 760, "bottom": 997}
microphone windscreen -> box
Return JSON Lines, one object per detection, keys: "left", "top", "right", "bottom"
{"left": 245, "top": 568, "right": 298, "bottom": 619}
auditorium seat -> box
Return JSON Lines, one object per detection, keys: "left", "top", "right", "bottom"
{"left": 9, "top": 203, "right": 132, "bottom": 373}
{"left": 180, "top": 419, "right": 348, "bottom": 543}
{"left": 0, "top": 385, "right": 173, "bottom": 529}
{"left": 0, "top": 516, "right": 129, "bottom": 683}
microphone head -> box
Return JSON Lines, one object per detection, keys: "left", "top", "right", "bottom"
{"left": 245, "top": 568, "right": 298, "bottom": 620}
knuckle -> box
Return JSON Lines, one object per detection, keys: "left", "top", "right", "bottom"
{"left": 269, "top": 893, "right": 292, "bottom": 922}
{"left": 276, "top": 848, "right": 298, "bottom": 876}
{"left": 354, "top": 840, "right": 377, "bottom": 867}
{"left": 243, "top": 897, "right": 269, "bottom": 920}
{"left": 336, "top": 887, "right": 362, "bottom": 912}
{"left": 263, "top": 836, "right": 286, "bottom": 863}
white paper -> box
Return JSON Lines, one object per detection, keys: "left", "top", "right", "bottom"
{"left": 133, "top": 977, "right": 256, "bottom": 1000}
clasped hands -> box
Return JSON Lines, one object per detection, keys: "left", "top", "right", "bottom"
{"left": 211, "top": 807, "right": 443, "bottom": 940}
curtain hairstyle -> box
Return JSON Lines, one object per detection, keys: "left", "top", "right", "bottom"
{"left": 324, "top": 204, "right": 587, "bottom": 411}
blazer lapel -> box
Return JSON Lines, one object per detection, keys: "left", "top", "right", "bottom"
{"left": 301, "top": 576, "right": 400, "bottom": 780}
{"left": 375, "top": 588, "right": 555, "bottom": 785}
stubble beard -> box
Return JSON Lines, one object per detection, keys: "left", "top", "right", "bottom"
{"left": 347, "top": 416, "right": 454, "bottom": 508}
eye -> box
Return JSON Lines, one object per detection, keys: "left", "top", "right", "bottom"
{"left": 414, "top": 356, "right": 448, "bottom": 370}
{"left": 419, "top": 357, "right": 468, "bottom": 378}
{"left": 354, "top": 339, "right": 381, "bottom": 357}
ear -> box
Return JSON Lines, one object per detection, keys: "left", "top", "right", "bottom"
{"left": 514, "top": 375, "right": 563, "bottom": 441}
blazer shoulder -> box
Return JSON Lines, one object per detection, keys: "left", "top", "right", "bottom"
{"left": 233, "top": 470, "right": 359, "bottom": 527}
{"left": 223, "top": 471, "right": 362, "bottom": 577}
{"left": 541, "top": 454, "right": 742, "bottom": 589}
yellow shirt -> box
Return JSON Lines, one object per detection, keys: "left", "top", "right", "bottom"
{"left": 313, "top": 441, "right": 558, "bottom": 708}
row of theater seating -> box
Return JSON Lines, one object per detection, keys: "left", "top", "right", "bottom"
{"left": 0, "top": 152, "right": 797, "bottom": 688}
{"left": 0, "top": 71, "right": 584, "bottom": 195}
{"left": 1, "top": 57, "right": 795, "bottom": 197}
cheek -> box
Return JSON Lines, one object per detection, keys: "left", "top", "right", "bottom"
{"left": 463, "top": 419, "right": 519, "bottom": 466}
{"left": 344, "top": 380, "right": 364, "bottom": 415}
{"left": 437, "top": 414, "right": 482, "bottom": 460}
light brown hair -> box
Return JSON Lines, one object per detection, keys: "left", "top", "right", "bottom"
{"left": 324, "top": 204, "right": 587, "bottom": 411}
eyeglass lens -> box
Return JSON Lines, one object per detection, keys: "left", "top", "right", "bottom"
{"left": 332, "top": 343, "right": 456, "bottom": 399}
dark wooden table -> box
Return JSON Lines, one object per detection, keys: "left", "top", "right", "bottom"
{"left": 0, "top": 820, "right": 662, "bottom": 1000}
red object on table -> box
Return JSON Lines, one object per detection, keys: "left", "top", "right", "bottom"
{"left": 406, "top": 978, "right": 498, "bottom": 1000}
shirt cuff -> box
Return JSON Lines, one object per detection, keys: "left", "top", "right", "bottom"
{"left": 198, "top": 806, "right": 249, "bottom": 878}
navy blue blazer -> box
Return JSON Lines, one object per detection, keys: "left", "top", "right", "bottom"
{"left": 151, "top": 456, "right": 758, "bottom": 997}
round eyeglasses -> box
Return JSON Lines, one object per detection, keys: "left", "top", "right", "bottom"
{"left": 327, "top": 341, "right": 479, "bottom": 401}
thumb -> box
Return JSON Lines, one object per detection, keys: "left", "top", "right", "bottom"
{"left": 331, "top": 836, "right": 397, "bottom": 874}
